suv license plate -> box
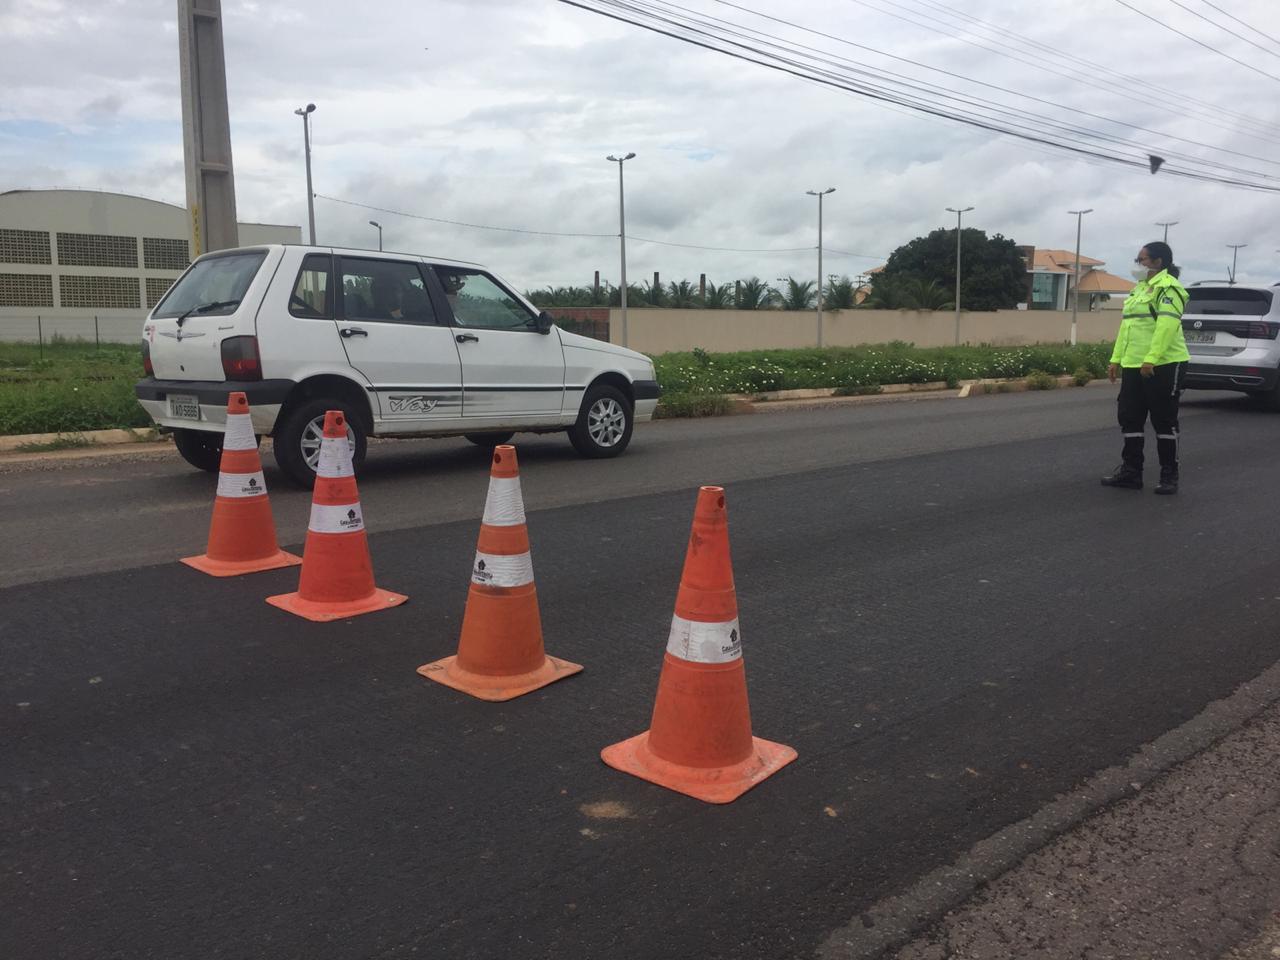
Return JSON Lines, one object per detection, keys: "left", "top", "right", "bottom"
{"left": 1185, "top": 330, "right": 1215, "bottom": 344}
{"left": 168, "top": 394, "right": 201, "bottom": 420}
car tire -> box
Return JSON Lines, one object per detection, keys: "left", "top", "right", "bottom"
{"left": 568, "top": 384, "right": 633, "bottom": 458}
{"left": 464, "top": 431, "right": 515, "bottom": 448}
{"left": 172, "top": 428, "right": 224, "bottom": 473}
{"left": 273, "top": 397, "right": 368, "bottom": 488}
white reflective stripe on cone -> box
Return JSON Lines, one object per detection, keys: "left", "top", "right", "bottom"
{"left": 316, "top": 436, "right": 353, "bottom": 478}
{"left": 223, "top": 412, "right": 257, "bottom": 451}
{"left": 666, "top": 615, "right": 743, "bottom": 664}
{"left": 471, "top": 550, "right": 534, "bottom": 588}
{"left": 308, "top": 502, "right": 364, "bottom": 534}
{"left": 481, "top": 477, "right": 526, "bottom": 527}
{"left": 216, "top": 470, "right": 267, "bottom": 498}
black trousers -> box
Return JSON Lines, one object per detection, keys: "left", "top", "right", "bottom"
{"left": 1117, "top": 362, "right": 1187, "bottom": 474}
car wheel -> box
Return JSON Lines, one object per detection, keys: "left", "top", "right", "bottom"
{"left": 464, "top": 431, "right": 515, "bottom": 448}
{"left": 568, "top": 384, "right": 633, "bottom": 458}
{"left": 273, "top": 397, "right": 367, "bottom": 488}
{"left": 172, "top": 428, "right": 224, "bottom": 473}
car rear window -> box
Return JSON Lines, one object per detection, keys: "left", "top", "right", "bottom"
{"left": 153, "top": 250, "right": 267, "bottom": 318}
{"left": 1185, "top": 288, "right": 1274, "bottom": 316}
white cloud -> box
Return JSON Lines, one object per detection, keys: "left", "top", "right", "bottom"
{"left": 1, "top": 0, "right": 1278, "bottom": 289}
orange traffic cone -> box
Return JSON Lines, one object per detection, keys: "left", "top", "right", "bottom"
{"left": 182, "top": 392, "right": 301, "bottom": 577}
{"left": 418, "top": 444, "right": 582, "bottom": 700}
{"left": 266, "top": 410, "right": 407, "bottom": 621}
{"left": 601, "top": 486, "right": 796, "bottom": 803}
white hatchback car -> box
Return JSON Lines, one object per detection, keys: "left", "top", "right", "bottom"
{"left": 1181, "top": 283, "right": 1280, "bottom": 408}
{"left": 135, "top": 245, "right": 660, "bottom": 485}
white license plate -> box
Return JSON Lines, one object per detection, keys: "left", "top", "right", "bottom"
{"left": 1185, "top": 330, "right": 1215, "bottom": 344}
{"left": 168, "top": 394, "right": 201, "bottom": 420}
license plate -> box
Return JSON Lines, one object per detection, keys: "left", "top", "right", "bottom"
{"left": 1185, "top": 330, "right": 1215, "bottom": 344}
{"left": 168, "top": 394, "right": 201, "bottom": 420}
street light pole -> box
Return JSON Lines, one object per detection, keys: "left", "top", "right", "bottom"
{"left": 806, "top": 187, "right": 835, "bottom": 348}
{"left": 369, "top": 220, "right": 382, "bottom": 251}
{"left": 1068, "top": 208, "right": 1093, "bottom": 346}
{"left": 946, "top": 206, "right": 973, "bottom": 346}
{"left": 607, "top": 152, "right": 636, "bottom": 347}
{"left": 1155, "top": 220, "right": 1178, "bottom": 243}
{"left": 1227, "top": 243, "right": 1248, "bottom": 284}
{"left": 294, "top": 103, "right": 316, "bottom": 244}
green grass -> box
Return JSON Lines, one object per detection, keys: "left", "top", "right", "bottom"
{"left": 14, "top": 434, "right": 98, "bottom": 452}
{"left": 0, "top": 338, "right": 150, "bottom": 435}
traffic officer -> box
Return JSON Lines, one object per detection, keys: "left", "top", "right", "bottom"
{"left": 1100, "top": 240, "right": 1190, "bottom": 495}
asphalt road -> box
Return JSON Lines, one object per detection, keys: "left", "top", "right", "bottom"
{"left": 5, "top": 386, "right": 1280, "bottom": 960}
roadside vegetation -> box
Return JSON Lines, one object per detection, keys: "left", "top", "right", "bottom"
{"left": 0, "top": 338, "right": 149, "bottom": 436}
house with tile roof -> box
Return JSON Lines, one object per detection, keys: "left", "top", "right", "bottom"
{"left": 1027, "top": 248, "right": 1133, "bottom": 311}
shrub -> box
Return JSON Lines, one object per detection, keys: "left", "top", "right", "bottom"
{"left": 1026, "top": 370, "right": 1058, "bottom": 390}
{"left": 1073, "top": 367, "right": 1092, "bottom": 386}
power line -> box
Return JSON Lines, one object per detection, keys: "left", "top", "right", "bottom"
{"left": 1113, "top": 0, "right": 1280, "bottom": 84}
{"left": 561, "top": 0, "right": 1280, "bottom": 191}
{"left": 1169, "top": 0, "right": 1280, "bottom": 60}
{"left": 1196, "top": 0, "right": 1280, "bottom": 49}
{"left": 316, "top": 193, "right": 884, "bottom": 257}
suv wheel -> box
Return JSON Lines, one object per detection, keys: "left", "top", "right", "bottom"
{"left": 173, "top": 428, "right": 225, "bottom": 473}
{"left": 273, "top": 397, "right": 367, "bottom": 488}
{"left": 568, "top": 384, "right": 633, "bottom": 458}
{"left": 465, "top": 431, "right": 515, "bottom": 448}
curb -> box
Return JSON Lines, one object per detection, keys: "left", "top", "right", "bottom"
{"left": 0, "top": 427, "right": 163, "bottom": 453}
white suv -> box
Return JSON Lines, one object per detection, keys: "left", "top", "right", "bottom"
{"left": 135, "top": 245, "right": 660, "bottom": 485}
{"left": 1182, "top": 283, "right": 1280, "bottom": 408}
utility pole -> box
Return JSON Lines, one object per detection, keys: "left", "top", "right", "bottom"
{"left": 368, "top": 220, "right": 382, "bottom": 251}
{"left": 806, "top": 187, "right": 835, "bottom": 348}
{"left": 1227, "top": 243, "right": 1248, "bottom": 284}
{"left": 606, "top": 153, "right": 635, "bottom": 346}
{"left": 1155, "top": 220, "right": 1178, "bottom": 243}
{"left": 1068, "top": 208, "right": 1093, "bottom": 346}
{"left": 946, "top": 206, "right": 973, "bottom": 346}
{"left": 295, "top": 103, "right": 316, "bottom": 244}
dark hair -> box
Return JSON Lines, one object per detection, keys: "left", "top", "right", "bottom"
{"left": 1144, "top": 241, "right": 1180, "bottom": 278}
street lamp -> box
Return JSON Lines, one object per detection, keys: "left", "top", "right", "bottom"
{"left": 606, "top": 152, "right": 636, "bottom": 347}
{"left": 369, "top": 220, "right": 382, "bottom": 251}
{"left": 294, "top": 103, "right": 316, "bottom": 244}
{"left": 946, "top": 206, "right": 974, "bottom": 346}
{"left": 806, "top": 187, "right": 835, "bottom": 348}
{"left": 1068, "top": 208, "right": 1093, "bottom": 346}
{"left": 1227, "top": 243, "right": 1248, "bottom": 284}
{"left": 1155, "top": 220, "right": 1178, "bottom": 243}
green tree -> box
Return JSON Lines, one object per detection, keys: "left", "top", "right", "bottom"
{"left": 666, "top": 279, "right": 700, "bottom": 307}
{"left": 881, "top": 228, "right": 1026, "bottom": 310}
{"left": 700, "top": 281, "right": 733, "bottom": 309}
{"left": 736, "top": 277, "right": 776, "bottom": 310}
{"left": 778, "top": 277, "right": 816, "bottom": 310}
{"left": 864, "top": 276, "right": 953, "bottom": 310}
{"left": 823, "top": 275, "right": 857, "bottom": 309}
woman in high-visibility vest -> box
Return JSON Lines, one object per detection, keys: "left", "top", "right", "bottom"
{"left": 1100, "top": 240, "right": 1189, "bottom": 495}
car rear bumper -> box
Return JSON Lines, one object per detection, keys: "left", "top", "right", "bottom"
{"left": 135, "top": 378, "right": 294, "bottom": 432}
{"left": 1183, "top": 363, "right": 1279, "bottom": 392}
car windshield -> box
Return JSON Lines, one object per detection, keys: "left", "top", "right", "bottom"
{"left": 1186, "top": 288, "right": 1273, "bottom": 317}
{"left": 153, "top": 251, "right": 266, "bottom": 318}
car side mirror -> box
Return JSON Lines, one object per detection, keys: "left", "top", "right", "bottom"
{"left": 536, "top": 310, "right": 554, "bottom": 335}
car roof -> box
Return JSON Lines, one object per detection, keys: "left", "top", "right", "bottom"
{"left": 1186, "top": 282, "right": 1277, "bottom": 293}
{"left": 216, "top": 243, "right": 486, "bottom": 269}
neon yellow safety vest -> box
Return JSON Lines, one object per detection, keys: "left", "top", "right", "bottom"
{"left": 1110, "top": 269, "right": 1190, "bottom": 367}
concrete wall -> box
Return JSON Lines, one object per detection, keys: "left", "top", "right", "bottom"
{"left": 608, "top": 307, "right": 1119, "bottom": 354}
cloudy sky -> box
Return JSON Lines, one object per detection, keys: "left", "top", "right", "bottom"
{"left": 2, "top": 0, "right": 1278, "bottom": 291}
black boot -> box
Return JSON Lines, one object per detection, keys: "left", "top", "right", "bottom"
{"left": 1101, "top": 465, "right": 1143, "bottom": 489}
{"left": 1154, "top": 468, "right": 1178, "bottom": 495}
{"left": 1155, "top": 435, "right": 1179, "bottom": 496}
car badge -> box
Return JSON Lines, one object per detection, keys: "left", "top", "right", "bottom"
{"left": 158, "top": 330, "right": 207, "bottom": 342}
{"left": 1193, "top": 320, "right": 1203, "bottom": 330}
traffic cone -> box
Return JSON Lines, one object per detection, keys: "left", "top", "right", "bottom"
{"left": 182, "top": 392, "right": 301, "bottom": 577}
{"left": 417, "top": 444, "right": 582, "bottom": 700}
{"left": 266, "top": 410, "right": 407, "bottom": 621}
{"left": 601, "top": 486, "right": 796, "bottom": 803}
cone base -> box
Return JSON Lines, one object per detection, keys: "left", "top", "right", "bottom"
{"left": 266, "top": 587, "right": 408, "bottom": 622}
{"left": 601, "top": 730, "right": 797, "bottom": 804}
{"left": 181, "top": 549, "right": 302, "bottom": 578}
{"left": 417, "top": 653, "right": 583, "bottom": 702}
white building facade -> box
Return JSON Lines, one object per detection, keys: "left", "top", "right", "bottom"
{"left": 0, "top": 188, "right": 300, "bottom": 341}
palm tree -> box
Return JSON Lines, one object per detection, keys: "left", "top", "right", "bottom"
{"left": 700, "top": 281, "right": 733, "bottom": 309}
{"left": 864, "top": 276, "right": 954, "bottom": 310}
{"left": 736, "top": 277, "right": 776, "bottom": 310}
{"left": 778, "top": 276, "right": 816, "bottom": 311}
{"left": 823, "top": 275, "right": 857, "bottom": 310}
{"left": 666, "top": 279, "right": 700, "bottom": 308}
{"left": 642, "top": 279, "right": 667, "bottom": 307}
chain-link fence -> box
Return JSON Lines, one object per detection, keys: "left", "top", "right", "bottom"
{"left": 0, "top": 315, "right": 144, "bottom": 352}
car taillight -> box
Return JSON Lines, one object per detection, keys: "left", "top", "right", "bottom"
{"left": 221, "top": 335, "right": 263, "bottom": 381}
{"left": 141, "top": 339, "right": 153, "bottom": 376}
{"left": 1245, "top": 322, "right": 1279, "bottom": 340}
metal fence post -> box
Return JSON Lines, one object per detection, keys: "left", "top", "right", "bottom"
{"left": 95, "top": 315, "right": 100, "bottom": 352}
{"left": 37, "top": 315, "right": 43, "bottom": 361}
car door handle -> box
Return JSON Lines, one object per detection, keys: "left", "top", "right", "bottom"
{"left": 455, "top": 333, "right": 479, "bottom": 343}
{"left": 340, "top": 327, "right": 368, "bottom": 338}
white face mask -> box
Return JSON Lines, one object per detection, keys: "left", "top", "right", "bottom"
{"left": 1131, "top": 264, "right": 1152, "bottom": 281}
